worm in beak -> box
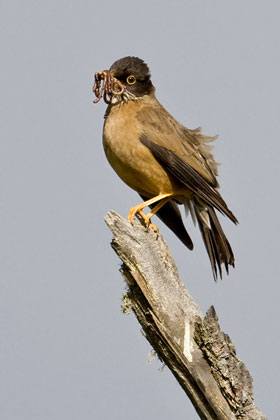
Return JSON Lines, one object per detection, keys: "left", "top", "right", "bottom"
{"left": 92, "top": 70, "right": 124, "bottom": 104}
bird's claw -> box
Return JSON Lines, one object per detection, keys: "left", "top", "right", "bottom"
{"left": 127, "top": 207, "right": 158, "bottom": 233}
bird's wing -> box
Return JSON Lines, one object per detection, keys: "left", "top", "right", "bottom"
{"left": 137, "top": 105, "right": 237, "bottom": 223}
{"left": 136, "top": 102, "right": 219, "bottom": 186}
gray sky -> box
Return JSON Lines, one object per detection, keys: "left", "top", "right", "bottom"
{"left": 1, "top": 1, "right": 279, "bottom": 419}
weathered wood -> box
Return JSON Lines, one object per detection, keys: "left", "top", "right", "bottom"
{"left": 105, "top": 211, "right": 266, "bottom": 420}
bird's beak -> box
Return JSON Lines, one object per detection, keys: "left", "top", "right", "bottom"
{"left": 93, "top": 70, "right": 124, "bottom": 104}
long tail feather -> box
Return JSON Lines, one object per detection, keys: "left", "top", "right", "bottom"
{"left": 194, "top": 202, "right": 235, "bottom": 280}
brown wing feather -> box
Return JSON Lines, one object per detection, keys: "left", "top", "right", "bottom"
{"left": 140, "top": 135, "right": 238, "bottom": 224}
{"left": 136, "top": 101, "right": 218, "bottom": 186}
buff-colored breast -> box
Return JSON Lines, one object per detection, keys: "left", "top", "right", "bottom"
{"left": 103, "top": 100, "right": 184, "bottom": 199}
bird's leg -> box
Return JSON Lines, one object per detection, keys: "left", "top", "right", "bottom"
{"left": 139, "top": 196, "right": 173, "bottom": 233}
{"left": 127, "top": 193, "right": 174, "bottom": 232}
{"left": 144, "top": 196, "right": 172, "bottom": 222}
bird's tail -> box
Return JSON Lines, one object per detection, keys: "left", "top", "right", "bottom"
{"left": 193, "top": 199, "right": 235, "bottom": 280}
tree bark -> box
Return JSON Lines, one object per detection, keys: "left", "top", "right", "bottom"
{"left": 105, "top": 211, "right": 266, "bottom": 420}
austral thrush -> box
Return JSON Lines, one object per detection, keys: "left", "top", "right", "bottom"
{"left": 93, "top": 56, "right": 238, "bottom": 280}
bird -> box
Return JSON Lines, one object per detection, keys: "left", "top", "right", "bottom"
{"left": 92, "top": 56, "right": 238, "bottom": 280}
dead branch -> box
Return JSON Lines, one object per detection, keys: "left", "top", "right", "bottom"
{"left": 105, "top": 211, "right": 266, "bottom": 420}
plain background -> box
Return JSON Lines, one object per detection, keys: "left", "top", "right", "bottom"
{"left": 1, "top": 1, "right": 279, "bottom": 419}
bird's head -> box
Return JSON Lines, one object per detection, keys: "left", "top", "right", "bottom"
{"left": 93, "top": 56, "right": 154, "bottom": 105}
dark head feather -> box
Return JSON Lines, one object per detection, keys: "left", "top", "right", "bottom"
{"left": 110, "top": 56, "right": 150, "bottom": 81}
{"left": 109, "top": 56, "right": 153, "bottom": 98}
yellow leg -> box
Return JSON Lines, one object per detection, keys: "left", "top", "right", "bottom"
{"left": 144, "top": 196, "right": 172, "bottom": 223}
{"left": 127, "top": 193, "right": 174, "bottom": 231}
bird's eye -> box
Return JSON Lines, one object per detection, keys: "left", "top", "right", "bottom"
{"left": 126, "top": 75, "right": 136, "bottom": 85}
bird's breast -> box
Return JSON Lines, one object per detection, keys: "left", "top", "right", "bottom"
{"left": 102, "top": 101, "right": 180, "bottom": 198}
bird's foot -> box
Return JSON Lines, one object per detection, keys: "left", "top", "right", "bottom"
{"left": 140, "top": 211, "right": 159, "bottom": 233}
{"left": 127, "top": 207, "right": 158, "bottom": 233}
